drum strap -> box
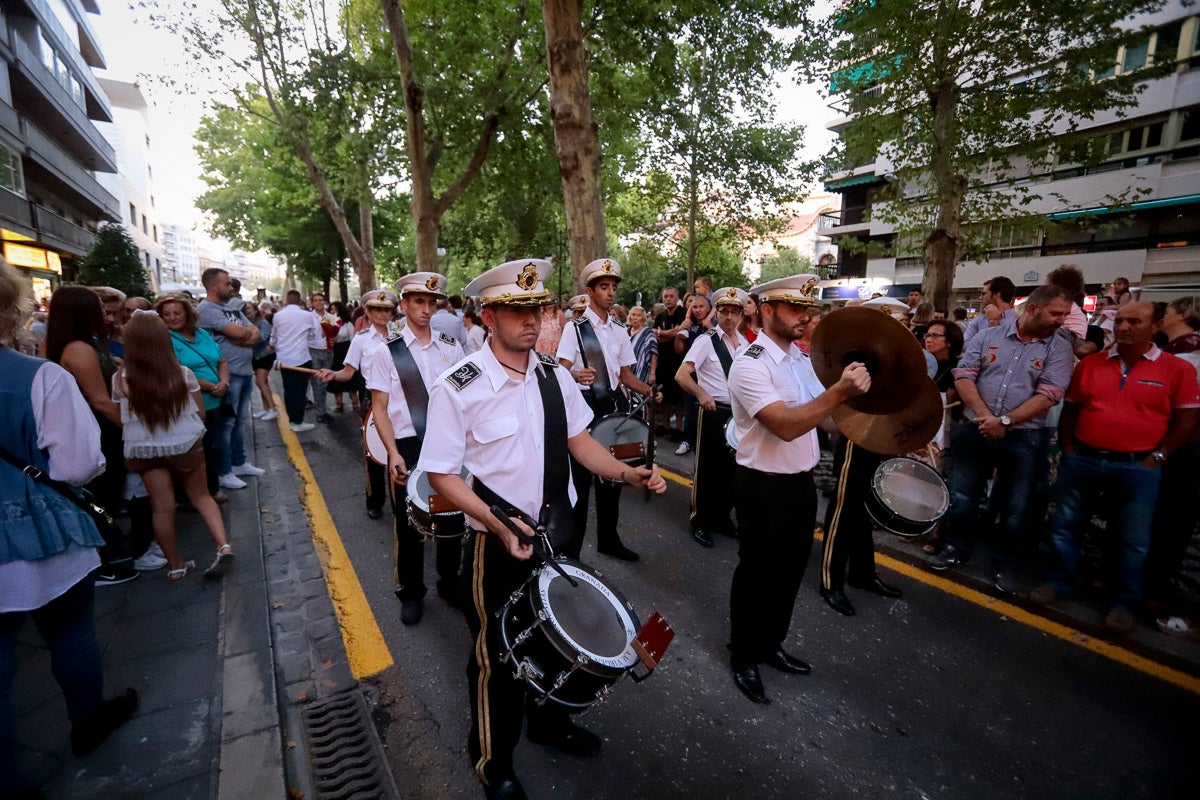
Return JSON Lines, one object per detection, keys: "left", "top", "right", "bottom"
{"left": 575, "top": 317, "right": 613, "bottom": 404}
{"left": 388, "top": 336, "right": 429, "bottom": 441}
{"left": 709, "top": 332, "right": 734, "bottom": 377}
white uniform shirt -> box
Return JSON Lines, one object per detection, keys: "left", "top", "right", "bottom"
{"left": 728, "top": 335, "right": 822, "bottom": 474}
{"left": 270, "top": 304, "right": 324, "bottom": 366}
{"left": 343, "top": 325, "right": 390, "bottom": 372}
{"left": 363, "top": 327, "right": 464, "bottom": 439}
{"left": 683, "top": 328, "right": 749, "bottom": 404}
{"left": 556, "top": 306, "right": 635, "bottom": 392}
{"left": 416, "top": 345, "right": 593, "bottom": 529}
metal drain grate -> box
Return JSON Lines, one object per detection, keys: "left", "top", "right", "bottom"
{"left": 299, "top": 689, "right": 400, "bottom": 799}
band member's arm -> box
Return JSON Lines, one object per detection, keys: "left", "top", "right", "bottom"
{"left": 618, "top": 365, "right": 658, "bottom": 399}
{"left": 753, "top": 363, "right": 870, "bottom": 442}
{"left": 674, "top": 362, "right": 714, "bottom": 411}
{"left": 317, "top": 364, "right": 356, "bottom": 383}
{"left": 555, "top": 328, "right": 596, "bottom": 385}
{"left": 567, "top": 432, "right": 667, "bottom": 493}
{"left": 371, "top": 389, "right": 407, "bottom": 485}
{"left": 427, "top": 472, "right": 537, "bottom": 560}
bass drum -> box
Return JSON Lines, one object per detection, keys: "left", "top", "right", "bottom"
{"left": 590, "top": 414, "right": 650, "bottom": 465}
{"left": 362, "top": 409, "right": 388, "bottom": 466}
{"left": 499, "top": 558, "right": 641, "bottom": 711}
{"left": 723, "top": 418, "right": 740, "bottom": 452}
{"left": 865, "top": 457, "right": 949, "bottom": 537}
{"left": 405, "top": 466, "right": 470, "bottom": 539}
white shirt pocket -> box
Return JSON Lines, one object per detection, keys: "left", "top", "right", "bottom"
{"left": 469, "top": 414, "right": 523, "bottom": 463}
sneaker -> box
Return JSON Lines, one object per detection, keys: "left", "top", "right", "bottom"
{"left": 1029, "top": 583, "right": 1058, "bottom": 606}
{"left": 95, "top": 560, "right": 139, "bottom": 586}
{"left": 232, "top": 462, "right": 266, "bottom": 477}
{"left": 218, "top": 472, "right": 248, "bottom": 490}
{"left": 252, "top": 409, "right": 268, "bottom": 419}
{"left": 147, "top": 541, "right": 165, "bottom": 559}
{"left": 675, "top": 441, "right": 691, "bottom": 455}
{"left": 993, "top": 568, "right": 1019, "bottom": 596}
{"left": 925, "top": 544, "right": 967, "bottom": 572}
{"left": 259, "top": 409, "right": 279, "bottom": 421}
{"left": 132, "top": 551, "right": 168, "bottom": 571}
{"left": 290, "top": 422, "right": 315, "bottom": 433}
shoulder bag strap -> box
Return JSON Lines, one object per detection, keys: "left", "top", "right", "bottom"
{"left": 709, "top": 331, "right": 734, "bottom": 377}
{"left": 388, "top": 336, "right": 430, "bottom": 441}
{"left": 575, "top": 317, "right": 613, "bottom": 403}
{"left": 533, "top": 361, "right": 573, "bottom": 545}
{"left": 0, "top": 444, "right": 115, "bottom": 526}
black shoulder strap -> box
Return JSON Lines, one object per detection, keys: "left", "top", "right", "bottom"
{"left": 575, "top": 317, "right": 613, "bottom": 403}
{"left": 387, "top": 336, "right": 430, "bottom": 441}
{"left": 534, "top": 361, "right": 572, "bottom": 547}
{"left": 709, "top": 330, "right": 734, "bottom": 377}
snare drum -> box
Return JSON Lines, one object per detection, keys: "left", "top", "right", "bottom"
{"left": 865, "top": 457, "right": 949, "bottom": 537}
{"left": 405, "top": 466, "right": 470, "bottom": 538}
{"left": 723, "top": 418, "right": 740, "bottom": 452}
{"left": 362, "top": 411, "right": 388, "bottom": 466}
{"left": 499, "top": 558, "right": 641, "bottom": 711}
{"left": 590, "top": 414, "right": 651, "bottom": 464}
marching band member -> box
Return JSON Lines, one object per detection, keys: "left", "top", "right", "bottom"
{"left": 316, "top": 289, "right": 399, "bottom": 520}
{"left": 726, "top": 274, "right": 871, "bottom": 704}
{"left": 556, "top": 258, "right": 658, "bottom": 562}
{"left": 361, "top": 274, "right": 464, "bottom": 625}
{"left": 416, "top": 259, "right": 665, "bottom": 800}
{"left": 675, "top": 286, "right": 749, "bottom": 547}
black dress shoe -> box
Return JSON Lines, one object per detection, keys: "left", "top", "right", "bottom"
{"left": 527, "top": 720, "right": 602, "bottom": 757}
{"left": 849, "top": 575, "right": 902, "bottom": 598}
{"left": 764, "top": 647, "right": 812, "bottom": 675}
{"left": 819, "top": 587, "right": 857, "bottom": 617}
{"left": 598, "top": 543, "right": 639, "bottom": 562}
{"left": 366, "top": 507, "right": 383, "bottom": 520}
{"left": 691, "top": 529, "right": 714, "bottom": 548}
{"left": 731, "top": 662, "right": 769, "bottom": 704}
{"left": 398, "top": 597, "right": 423, "bottom": 625}
{"left": 485, "top": 776, "right": 528, "bottom": 800}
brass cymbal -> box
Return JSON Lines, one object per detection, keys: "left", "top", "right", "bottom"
{"left": 831, "top": 376, "right": 944, "bottom": 456}
{"left": 810, "top": 307, "right": 929, "bottom": 415}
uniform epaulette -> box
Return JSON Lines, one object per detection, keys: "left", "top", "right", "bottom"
{"left": 438, "top": 332, "right": 457, "bottom": 346}
{"left": 386, "top": 333, "right": 403, "bottom": 344}
{"left": 611, "top": 318, "right": 626, "bottom": 329}
{"left": 536, "top": 352, "right": 558, "bottom": 367}
{"left": 355, "top": 328, "right": 371, "bottom": 336}
{"left": 707, "top": 328, "right": 720, "bottom": 338}
{"left": 446, "top": 362, "right": 481, "bottom": 390}
{"left": 744, "top": 344, "right": 765, "bottom": 359}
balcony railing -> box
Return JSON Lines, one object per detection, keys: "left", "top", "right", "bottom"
{"left": 0, "top": 188, "right": 34, "bottom": 230}
{"left": 21, "top": 116, "right": 119, "bottom": 219}
{"left": 22, "top": 0, "right": 111, "bottom": 118}
{"left": 822, "top": 205, "right": 870, "bottom": 229}
{"left": 32, "top": 204, "right": 96, "bottom": 255}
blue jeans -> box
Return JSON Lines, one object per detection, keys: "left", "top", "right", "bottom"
{"left": 942, "top": 424, "right": 1042, "bottom": 568}
{"left": 203, "top": 406, "right": 226, "bottom": 494}
{"left": 0, "top": 574, "right": 103, "bottom": 791}
{"left": 1047, "top": 451, "right": 1161, "bottom": 609}
{"left": 221, "top": 373, "right": 254, "bottom": 472}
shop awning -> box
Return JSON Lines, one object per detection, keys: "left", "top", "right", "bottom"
{"left": 1047, "top": 193, "right": 1200, "bottom": 221}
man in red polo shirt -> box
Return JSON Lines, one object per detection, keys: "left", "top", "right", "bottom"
{"left": 1032, "top": 302, "right": 1200, "bottom": 633}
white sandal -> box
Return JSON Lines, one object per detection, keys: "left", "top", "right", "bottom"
{"left": 1155, "top": 616, "right": 1199, "bottom": 639}
{"left": 204, "top": 544, "right": 234, "bottom": 579}
{"left": 167, "top": 560, "right": 196, "bottom": 583}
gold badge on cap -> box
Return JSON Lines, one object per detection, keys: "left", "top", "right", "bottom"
{"left": 517, "top": 262, "right": 539, "bottom": 291}
{"left": 601, "top": 260, "right": 613, "bottom": 274}
{"left": 425, "top": 275, "right": 439, "bottom": 292}
{"left": 801, "top": 277, "right": 817, "bottom": 297}
{"left": 376, "top": 291, "right": 387, "bottom": 302}
{"left": 726, "top": 288, "right": 739, "bottom": 299}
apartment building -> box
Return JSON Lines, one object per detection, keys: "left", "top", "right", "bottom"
{"left": 161, "top": 221, "right": 198, "bottom": 284}
{"left": 0, "top": 0, "right": 118, "bottom": 299}
{"left": 822, "top": 5, "right": 1200, "bottom": 307}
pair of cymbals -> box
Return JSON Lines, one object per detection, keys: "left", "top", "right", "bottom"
{"left": 810, "top": 307, "right": 943, "bottom": 456}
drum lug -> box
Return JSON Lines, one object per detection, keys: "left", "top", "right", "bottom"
{"left": 516, "top": 659, "right": 544, "bottom": 686}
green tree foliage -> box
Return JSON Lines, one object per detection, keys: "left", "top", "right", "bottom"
{"left": 757, "top": 247, "right": 812, "bottom": 284}
{"left": 824, "top": 0, "right": 1170, "bottom": 310}
{"left": 76, "top": 225, "right": 153, "bottom": 299}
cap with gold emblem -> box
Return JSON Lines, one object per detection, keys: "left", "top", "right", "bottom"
{"left": 568, "top": 294, "right": 588, "bottom": 311}
{"left": 394, "top": 271, "right": 448, "bottom": 298}
{"left": 861, "top": 296, "right": 910, "bottom": 315}
{"left": 579, "top": 257, "right": 621, "bottom": 287}
{"left": 714, "top": 286, "right": 750, "bottom": 308}
{"left": 751, "top": 274, "right": 822, "bottom": 307}
{"left": 464, "top": 258, "right": 554, "bottom": 308}
{"left": 359, "top": 288, "right": 398, "bottom": 308}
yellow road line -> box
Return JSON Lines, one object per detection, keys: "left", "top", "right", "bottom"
{"left": 658, "top": 466, "right": 1200, "bottom": 695}
{"left": 275, "top": 395, "right": 393, "bottom": 679}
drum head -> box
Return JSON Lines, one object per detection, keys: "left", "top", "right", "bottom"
{"left": 590, "top": 414, "right": 649, "bottom": 449}
{"left": 723, "top": 418, "right": 740, "bottom": 451}
{"left": 535, "top": 561, "right": 639, "bottom": 670}
{"left": 407, "top": 466, "right": 470, "bottom": 513}
{"left": 872, "top": 458, "right": 949, "bottom": 524}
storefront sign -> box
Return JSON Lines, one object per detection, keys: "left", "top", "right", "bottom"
{"left": 3, "top": 243, "right": 61, "bottom": 274}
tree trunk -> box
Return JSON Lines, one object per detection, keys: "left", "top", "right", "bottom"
{"left": 358, "top": 191, "right": 375, "bottom": 290}
{"left": 337, "top": 253, "right": 349, "bottom": 302}
{"left": 922, "top": 71, "right": 965, "bottom": 313}
{"left": 292, "top": 137, "right": 376, "bottom": 283}
{"left": 543, "top": 0, "right": 607, "bottom": 289}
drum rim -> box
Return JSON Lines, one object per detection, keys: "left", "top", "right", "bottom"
{"left": 723, "top": 417, "right": 740, "bottom": 450}
{"left": 532, "top": 558, "right": 640, "bottom": 670}
{"left": 870, "top": 456, "right": 950, "bottom": 523}
{"left": 405, "top": 466, "right": 471, "bottom": 515}
{"left": 589, "top": 413, "right": 650, "bottom": 441}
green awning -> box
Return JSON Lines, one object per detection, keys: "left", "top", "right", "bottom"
{"left": 824, "top": 172, "right": 882, "bottom": 190}
{"left": 1047, "top": 193, "right": 1200, "bottom": 220}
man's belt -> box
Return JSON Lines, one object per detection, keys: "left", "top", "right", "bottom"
{"left": 1074, "top": 443, "right": 1153, "bottom": 462}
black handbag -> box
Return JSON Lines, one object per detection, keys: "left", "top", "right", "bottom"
{"left": 0, "top": 444, "right": 122, "bottom": 539}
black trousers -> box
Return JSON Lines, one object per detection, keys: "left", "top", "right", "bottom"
{"left": 730, "top": 466, "right": 816, "bottom": 664}
{"left": 464, "top": 533, "right": 571, "bottom": 787}
{"left": 567, "top": 396, "right": 625, "bottom": 557}
{"left": 365, "top": 458, "right": 386, "bottom": 513}
{"left": 389, "top": 436, "right": 461, "bottom": 601}
{"left": 690, "top": 404, "right": 736, "bottom": 533}
{"left": 280, "top": 361, "right": 312, "bottom": 424}
{"left": 820, "top": 437, "right": 885, "bottom": 591}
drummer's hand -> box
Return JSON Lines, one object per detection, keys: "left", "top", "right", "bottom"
{"left": 387, "top": 453, "right": 408, "bottom": 485}
{"left": 495, "top": 516, "right": 535, "bottom": 560}
{"left": 624, "top": 464, "right": 667, "bottom": 494}
{"left": 573, "top": 367, "right": 597, "bottom": 387}
{"left": 315, "top": 368, "right": 336, "bottom": 383}
{"left": 836, "top": 362, "right": 871, "bottom": 397}
{"left": 698, "top": 391, "right": 716, "bottom": 412}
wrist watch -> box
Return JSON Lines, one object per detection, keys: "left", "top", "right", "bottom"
{"left": 1152, "top": 450, "right": 1167, "bottom": 464}
{"left": 999, "top": 415, "right": 1012, "bottom": 427}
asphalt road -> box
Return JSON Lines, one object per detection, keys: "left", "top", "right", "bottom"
{"left": 300, "top": 410, "right": 1199, "bottom": 800}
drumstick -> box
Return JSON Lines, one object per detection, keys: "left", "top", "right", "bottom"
{"left": 279, "top": 364, "right": 320, "bottom": 375}
{"left": 488, "top": 505, "right": 579, "bottom": 587}
{"left": 943, "top": 401, "right": 962, "bottom": 410}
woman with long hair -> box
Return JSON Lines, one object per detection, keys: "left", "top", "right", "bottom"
{"left": 739, "top": 293, "right": 761, "bottom": 343}
{"left": 116, "top": 313, "right": 232, "bottom": 581}
{"left": 44, "top": 286, "right": 135, "bottom": 585}
{"left": 326, "top": 301, "right": 357, "bottom": 413}
{"left": 246, "top": 302, "right": 277, "bottom": 420}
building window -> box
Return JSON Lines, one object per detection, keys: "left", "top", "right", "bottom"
{"left": 152, "top": 224, "right": 158, "bottom": 242}
{"left": 1181, "top": 106, "right": 1200, "bottom": 142}
{"left": 0, "top": 146, "right": 26, "bottom": 196}
{"left": 141, "top": 214, "right": 147, "bottom": 234}
{"left": 129, "top": 202, "right": 136, "bottom": 224}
